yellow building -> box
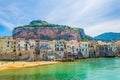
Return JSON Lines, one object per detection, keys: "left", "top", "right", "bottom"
{"left": 0, "top": 36, "right": 13, "bottom": 54}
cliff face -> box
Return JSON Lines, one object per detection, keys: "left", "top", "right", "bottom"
{"left": 13, "top": 20, "right": 89, "bottom": 41}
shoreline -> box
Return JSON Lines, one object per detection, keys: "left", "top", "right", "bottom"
{"left": 0, "top": 57, "right": 118, "bottom": 71}
{"left": 0, "top": 61, "right": 60, "bottom": 71}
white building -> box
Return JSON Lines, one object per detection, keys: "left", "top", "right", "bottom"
{"left": 79, "top": 42, "right": 89, "bottom": 58}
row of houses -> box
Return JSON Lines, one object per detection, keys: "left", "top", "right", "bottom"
{"left": 0, "top": 36, "right": 120, "bottom": 61}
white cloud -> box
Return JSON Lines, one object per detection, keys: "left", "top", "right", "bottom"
{"left": 46, "top": 0, "right": 120, "bottom": 37}
{"left": 46, "top": 0, "right": 109, "bottom": 25}
{"left": 85, "top": 19, "right": 120, "bottom": 37}
{"left": 0, "top": 0, "right": 120, "bottom": 37}
{"left": 0, "top": 19, "right": 15, "bottom": 30}
{"left": 0, "top": 2, "right": 30, "bottom": 30}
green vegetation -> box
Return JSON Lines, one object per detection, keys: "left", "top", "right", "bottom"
{"left": 81, "top": 39, "right": 89, "bottom": 42}
{"left": 29, "top": 20, "right": 48, "bottom": 25}
{"left": 16, "top": 20, "right": 73, "bottom": 30}
{"left": 95, "top": 32, "right": 120, "bottom": 42}
{"left": 72, "top": 28, "right": 80, "bottom": 31}
{"left": 14, "top": 20, "right": 82, "bottom": 31}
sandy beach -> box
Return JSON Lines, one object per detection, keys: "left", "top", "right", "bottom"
{"left": 0, "top": 61, "right": 59, "bottom": 71}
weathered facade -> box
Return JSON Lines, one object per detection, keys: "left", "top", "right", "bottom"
{"left": 0, "top": 36, "right": 119, "bottom": 61}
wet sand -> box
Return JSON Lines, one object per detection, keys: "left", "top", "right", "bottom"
{"left": 0, "top": 61, "right": 59, "bottom": 71}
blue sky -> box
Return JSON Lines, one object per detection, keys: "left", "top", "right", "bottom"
{"left": 0, "top": 0, "right": 120, "bottom": 37}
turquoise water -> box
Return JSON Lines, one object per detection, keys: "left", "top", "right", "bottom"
{"left": 0, "top": 58, "right": 120, "bottom": 80}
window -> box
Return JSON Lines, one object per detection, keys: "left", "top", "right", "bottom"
{"left": 76, "top": 49, "right": 78, "bottom": 51}
{"left": 13, "top": 49, "right": 16, "bottom": 52}
{"left": 18, "top": 44, "right": 20, "bottom": 47}
{"left": 85, "top": 44, "right": 88, "bottom": 47}
{"left": 24, "top": 44, "right": 27, "bottom": 47}
{"left": 85, "top": 49, "right": 88, "bottom": 52}
{"left": 61, "top": 44, "right": 63, "bottom": 46}
{"left": 56, "top": 48, "right": 59, "bottom": 51}
{"left": 55, "top": 44, "right": 59, "bottom": 47}
{"left": 82, "top": 49, "right": 84, "bottom": 51}
{"left": 61, "top": 48, "right": 64, "bottom": 51}
{"left": 7, "top": 41, "right": 10, "bottom": 44}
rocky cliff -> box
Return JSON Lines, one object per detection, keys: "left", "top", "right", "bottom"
{"left": 13, "top": 20, "right": 90, "bottom": 41}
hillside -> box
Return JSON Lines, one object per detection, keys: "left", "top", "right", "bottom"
{"left": 13, "top": 20, "right": 92, "bottom": 41}
{"left": 95, "top": 32, "right": 120, "bottom": 42}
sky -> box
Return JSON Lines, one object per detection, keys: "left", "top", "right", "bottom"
{"left": 0, "top": 0, "right": 120, "bottom": 37}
